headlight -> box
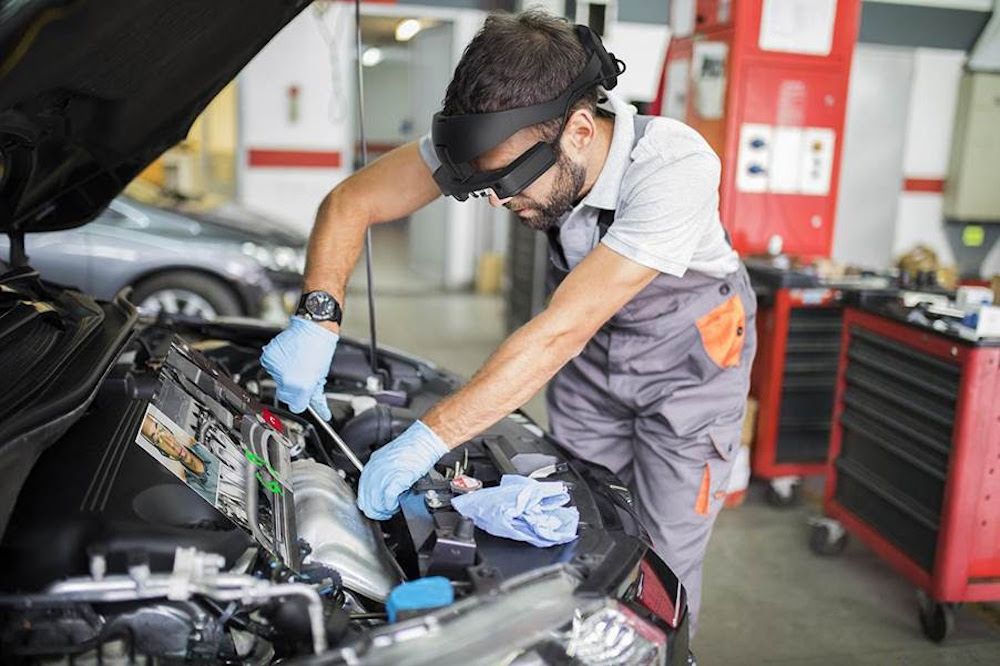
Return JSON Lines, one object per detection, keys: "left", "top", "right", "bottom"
{"left": 512, "top": 601, "right": 667, "bottom": 666}
{"left": 241, "top": 242, "right": 305, "bottom": 273}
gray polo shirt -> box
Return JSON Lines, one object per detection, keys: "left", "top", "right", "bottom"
{"left": 419, "top": 92, "right": 739, "bottom": 279}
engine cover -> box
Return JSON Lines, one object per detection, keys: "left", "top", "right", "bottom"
{"left": 291, "top": 459, "right": 401, "bottom": 602}
{"left": 0, "top": 337, "right": 301, "bottom": 590}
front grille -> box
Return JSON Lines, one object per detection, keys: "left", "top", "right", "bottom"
{"left": 834, "top": 327, "right": 959, "bottom": 572}
{"left": 775, "top": 307, "right": 842, "bottom": 463}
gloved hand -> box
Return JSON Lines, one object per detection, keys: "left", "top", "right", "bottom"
{"left": 260, "top": 316, "right": 339, "bottom": 421}
{"left": 450, "top": 475, "right": 579, "bottom": 548}
{"left": 357, "top": 421, "right": 449, "bottom": 520}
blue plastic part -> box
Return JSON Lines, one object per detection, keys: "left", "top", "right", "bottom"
{"left": 386, "top": 577, "right": 455, "bottom": 623}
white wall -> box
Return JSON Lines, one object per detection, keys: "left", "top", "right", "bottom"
{"left": 235, "top": 2, "right": 497, "bottom": 290}
{"left": 361, "top": 4, "right": 495, "bottom": 290}
{"left": 363, "top": 57, "right": 414, "bottom": 144}
{"left": 833, "top": 45, "right": 913, "bottom": 269}
{"left": 237, "top": 4, "right": 354, "bottom": 232}
{"left": 603, "top": 21, "right": 672, "bottom": 103}
{"left": 892, "top": 48, "right": 967, "bottom": 264}
{"left": 833, "top": 45, "right": 968, "bottom": 270}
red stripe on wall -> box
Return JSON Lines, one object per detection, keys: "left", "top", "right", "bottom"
{"left": 247, "top": 149, "right": 342, "bottom": 168}
{"left": 903, "top": 178, "right": 945, "bottom": 193}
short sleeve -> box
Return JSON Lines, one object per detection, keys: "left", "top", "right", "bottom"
{"left": 601, "top": 150, "right": 721, "bottom": 278}
{"left": 418, "top": 132, "right": 441, "bottom": 172}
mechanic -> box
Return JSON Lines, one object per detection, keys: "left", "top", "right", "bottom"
{"left": 261, "top": 10, "right": 756, "bottom": 634}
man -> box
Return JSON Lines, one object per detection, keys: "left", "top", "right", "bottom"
{"left": 261, "top": 10, "right": 756, "bottom": 634}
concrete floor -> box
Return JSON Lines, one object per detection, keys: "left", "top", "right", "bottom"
{"left": 341, "top": 234, "right": 1000, "bottom": 664}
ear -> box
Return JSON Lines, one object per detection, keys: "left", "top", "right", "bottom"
{"left": 560, "top": 108, "right": 598, "bottom": 155}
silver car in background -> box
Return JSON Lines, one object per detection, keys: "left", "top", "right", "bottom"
{"left": 0, "top": 196, "right": 306, "bottom": 321}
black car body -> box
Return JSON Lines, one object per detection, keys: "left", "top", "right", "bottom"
{"left": 0, "top": 1, "right": 689, "bottom": 663}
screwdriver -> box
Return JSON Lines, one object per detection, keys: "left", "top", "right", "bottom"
{"left": 306, "top": 406, "right": 364, "bottom": 473}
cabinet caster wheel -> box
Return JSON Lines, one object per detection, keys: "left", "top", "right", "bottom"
{"left": 765, "top": 477, "right": 802, "bottom": 508}
{"left": 917, "top": 591, "right": 955, "bottom": 643}
{"left": 808, "top": 518, "right": 847, "bottom": 556}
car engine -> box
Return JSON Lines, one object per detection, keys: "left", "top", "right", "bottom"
{"left": 0, "top": 318, "right": 664, "bottom": 664}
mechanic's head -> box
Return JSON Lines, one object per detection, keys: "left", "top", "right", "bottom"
{"left": 442, "top": 10, "right": 606, "bottom": 230}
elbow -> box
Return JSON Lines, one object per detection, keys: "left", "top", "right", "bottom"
{"left": 537, "top": 322, "right": 592, "bottom": 366}
{"left": 320, "top": 182, "right": 373, "bottom": 229}
{"left": 558, "top": 329, "right": 591, "bottom": 359}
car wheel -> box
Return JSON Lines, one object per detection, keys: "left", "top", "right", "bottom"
{"left": 132, "top": 271, "right": 243, "bottom": 320}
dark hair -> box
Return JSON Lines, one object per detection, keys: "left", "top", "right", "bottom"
{"left": 441, "top": 9, "right": 599, "bottom": 142}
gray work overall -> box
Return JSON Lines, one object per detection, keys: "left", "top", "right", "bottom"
{"left": 545, "top": 115, "right": 757, "bottom": 635}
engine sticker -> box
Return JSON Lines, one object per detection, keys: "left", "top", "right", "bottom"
{"left": 136, "top": 404, "right": 222, "bottom": 506}
{"left": 133, "top": 341, "right": 300, "bottom": 569}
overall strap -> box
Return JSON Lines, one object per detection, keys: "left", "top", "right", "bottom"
{"left": 546, "top": 225, "right": 567, "bottom": 266}
{"left": 596, "top": 114, "right": 655, "bottom": 240}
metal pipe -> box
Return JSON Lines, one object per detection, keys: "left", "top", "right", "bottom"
{"left": 201, "top": 582, "right": 327, "bottom": 655}
{"left": 2, "top": 575, "right": 328, "bottom": 655}
{"left": 308, "top": 405, "right": 364, "bottom": 472}
{"left": 354, "top": 0, "right": 380, "bottom": 379}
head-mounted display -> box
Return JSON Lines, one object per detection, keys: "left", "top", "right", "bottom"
{"left": 430, "top": 25, "right": 625, "bottom": 202}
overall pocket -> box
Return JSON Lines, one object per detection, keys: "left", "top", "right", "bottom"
{"left": 695, "top": 294, "right": 746, "bottom": 369}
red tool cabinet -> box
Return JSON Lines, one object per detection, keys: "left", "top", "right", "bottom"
{"left": 815, "top": 306, "right": 1000, "bottom": 642}
{"left": 749, "top": 268, "right": 843, "bottom": 506}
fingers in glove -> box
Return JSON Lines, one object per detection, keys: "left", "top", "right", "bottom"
{"left": 309, "top": 383, "right": 332, "bottom": 422}
{"left": 278, "top": 384, "right": 312, "bottom": 413}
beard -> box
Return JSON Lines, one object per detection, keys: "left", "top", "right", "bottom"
{"left": 508, "top": 152, "right": 586, "bottom": 232}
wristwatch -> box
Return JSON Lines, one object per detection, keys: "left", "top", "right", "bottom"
{"left": 295, "top": 290, "right": 343, "bottom": 324}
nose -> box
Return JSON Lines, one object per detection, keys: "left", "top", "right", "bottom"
{"left": 488, "top": 192, "right": 513, "bottom": 208}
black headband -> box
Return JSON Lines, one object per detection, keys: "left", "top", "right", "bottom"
{"left": 430, "top": 25, "right": 625, "bottom": 201}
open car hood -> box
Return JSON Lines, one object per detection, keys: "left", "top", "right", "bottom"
{"left": 0, "top": 0, "right": 311, "bottom": 234}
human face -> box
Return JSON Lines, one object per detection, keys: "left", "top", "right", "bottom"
{"left": 475, "top": 127, "right": 587, "bottom": 231}
{"left": 142, "top": 415, "right": 206, "bottom": 476}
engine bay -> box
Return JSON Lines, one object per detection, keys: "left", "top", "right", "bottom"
{"left": 0, "top": 316, "right": 661, "bottom": 663}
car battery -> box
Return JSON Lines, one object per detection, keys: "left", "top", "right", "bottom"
{"left": 747, "top": 261, "right": 845, "bottom": 506}
{"left": 815, "top": 303, "right": 1000, "bottom": 642}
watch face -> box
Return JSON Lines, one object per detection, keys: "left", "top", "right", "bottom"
{"left": 305, "top": 291, "right": 336, "bottom": 319}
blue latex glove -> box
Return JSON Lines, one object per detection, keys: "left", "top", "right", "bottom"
{"left": 451, "top": 475, "right": 579, "bottom": 548}
{"left": 260, "top": 316, "right": 339, "bottom": 421}
{"left": 357, "top": 420, "right": 449, "bottom": 520}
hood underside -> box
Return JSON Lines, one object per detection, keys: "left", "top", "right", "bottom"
{"left": 0, "top": 0, "right": 312, "bottom": 234}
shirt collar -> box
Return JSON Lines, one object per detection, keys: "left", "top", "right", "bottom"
{"left": 580, "top": 91, "right": 637, "bottom": 210}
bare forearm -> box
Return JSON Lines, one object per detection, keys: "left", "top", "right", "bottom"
{"left": 302, "top": 186, "right": 368, "bottom": 321}
{"left": 422, "top": 315, "right": 585, "bottom": 447}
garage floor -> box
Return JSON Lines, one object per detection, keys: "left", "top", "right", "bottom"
{"left": 342, "top": 259, "right": 1000, "bottom": 663}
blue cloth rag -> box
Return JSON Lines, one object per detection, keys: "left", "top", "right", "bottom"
{"left": 450, "top": 474, "right": 579, "bottom": 548}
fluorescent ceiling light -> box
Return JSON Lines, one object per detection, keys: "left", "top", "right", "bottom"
{"left": 361, "top": 46, "right": 383, "bottom": 67}
{"left": 395, "top": 19, "right": 422, "bottom": 42}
